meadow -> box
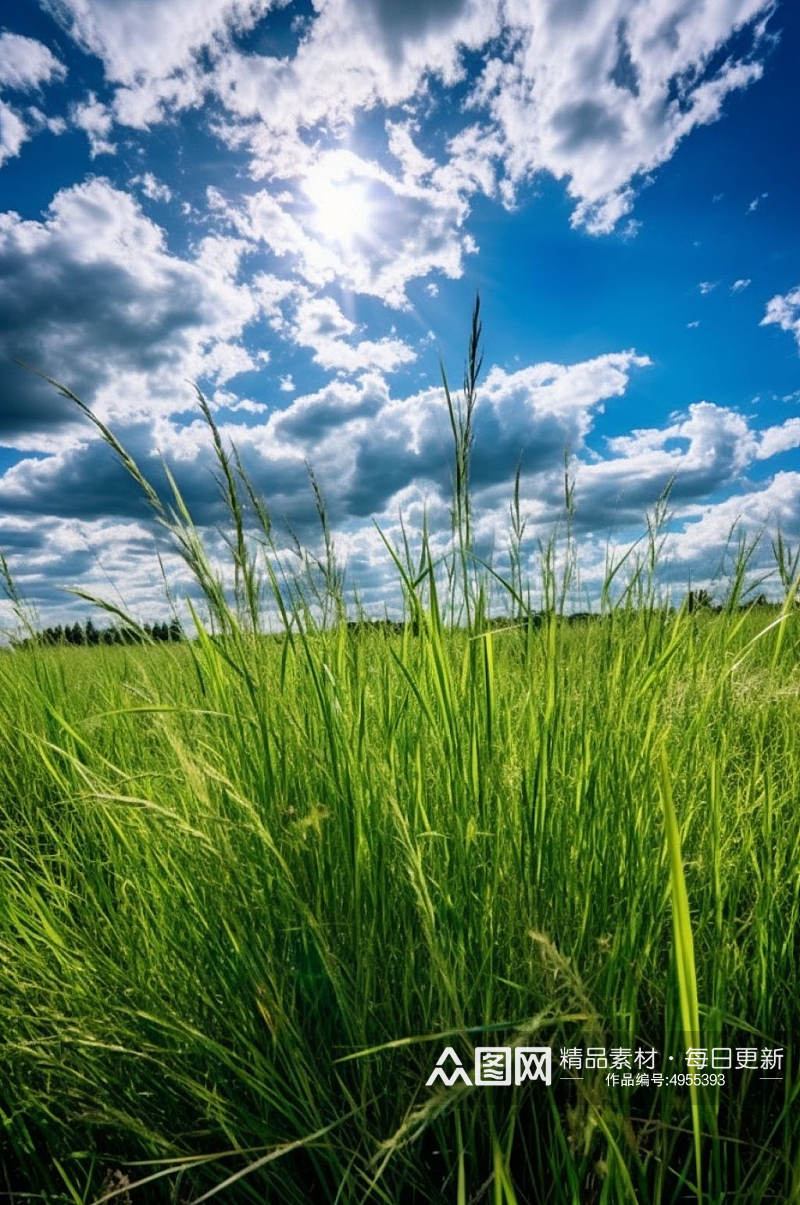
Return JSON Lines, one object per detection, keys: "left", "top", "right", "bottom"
{"left": 1, "top": 319, "right": 799, "bottom": 1202}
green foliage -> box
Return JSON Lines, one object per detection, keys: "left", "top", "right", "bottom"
{"left": 10, "top": 618, "right": 185, "bottom": 650}
{"left": 1, "top": 305, "right": 798, "bottom": 1202}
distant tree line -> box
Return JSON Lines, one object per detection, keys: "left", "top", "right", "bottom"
{"left": 12, "top": 618, "right": 184, "bottom": 650}
{"left": 340, "top": 594, "right": 784, "bottom": 637}
{"left": 9, "top": 595, "right": 784, "bottom": 653}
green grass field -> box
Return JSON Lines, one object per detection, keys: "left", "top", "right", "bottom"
{"left": 1, "top": 328, "right": 799, "bottom": 1202}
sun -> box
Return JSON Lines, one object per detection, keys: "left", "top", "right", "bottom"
{"left": 303, "top": 159, "right": 373, "bottom": 249}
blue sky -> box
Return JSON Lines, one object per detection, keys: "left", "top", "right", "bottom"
{"left": 1, "top": 0, "right": 799, "bottom": 624}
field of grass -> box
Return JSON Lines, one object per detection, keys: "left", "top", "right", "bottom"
{"left": 1, "top": 326, "right": 799, "bottom": 1202}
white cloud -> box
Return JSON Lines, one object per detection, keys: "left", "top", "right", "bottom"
{"left": 386, "top": 120, "right": 437, "bottom": 184}
{"left": 209, "top": 0, "right": 772, "bottom": 242}
{"left": 0, "top": 101, "right": 27, "bottom": 167}
{"left": 0, "top": 39, "right": 65, "bottom": 166}
{"left": 1, "top": 346, "right": 651, "bottom": 531}
{"left": 112, "top": 70, "right": 206, "bottom": 129}
{"left": 699, "top": 280, "right": 718, "bottom": 295}
{"left": 212, "top": 147, "right": 476, "bottom": 306}
{"left": 731, "top": 277, "right": 751, "bottom": 293}
{"left": 289, "top": 295, "right": 416, "bottom": 373}
{"left": 599, "top": 400, "right": 757, "bottom": 484}
{"left": 71, "top": 92, "right": 116, "bottom": 157}
{"left": 210, "top": 0, "right": 500, "bottom": 162}
{"left": 15, "top": 0, "right": 773, "bottom": 332}
{"left": 0, "top": 510, "right": 196, "bottom": 631}
{"left": 0, "top": 177, "right": 265, "bottom": 445}
{"left": 0, "top": 33, "right": 66, "bottom": 91}
{"left": 49, "top": 0, "right": 773, "bottom": 261}
{"left": 664, "top": 471, "right": 800, "bottom": 581}
{"left": 571, "top": 188, "right": 637, "bottom": 237}
{"left": 760, "top": 286, "right": 800, "bottom": 351}
{"left": 44, "top": 0, "right": 284, "bottom": 131}
{"left": 687, "top": 320, "right": 700, "bottom": 329}
{"left": 756, "top": 417, "right": 800, "bottom": 460}
{"left": 472, "top": 0, "right": 770, "bottom": 233}
{"left": 11, "top": 463, "right": 798, "bottom": 627}
{"left": 208, "top": 349, "right": 653, "bottom": 527}
{"left": 748, "top": 190, "right": 768, "bottom": 212}
{"left": 5, "top": 340, "right": 799, "bottom": 620}
{"left": 569, "top": 402, "right": 800, "bottom": 550}
{"left": 132, "top": 171, "right": 172, "bottom": 202}
{"left": 27, "top": 106, "right": 67, "bottom": 136}
{"left": 46, "top": 0, "right": 273, "bottom": 85}
{"left": 279, "top": 374, "right": 295, "bottom": 393}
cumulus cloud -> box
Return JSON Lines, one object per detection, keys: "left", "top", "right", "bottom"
{"left": 0, "top": 34, "right": 66, "bottom": 168}
{"left": 761, "top": 286, "right": 800, "bottom": 351}
{"left": 4, "top": 338, "right": 799, "bottom": 620}
{"left": 566, "top": 406, "right": 800, "bottom": 561}
{"left": 0, "top": 509, "right": 194, "bottom": 630}
{"left": 38, "top": 0, "right": 775, "bottom": 263}
{"left": 0, "top": 32, "right": 66, "bottom": 91}
{"left": 0, "top": 347, "right": 651, "bottom": 530}
{"left": 289, "top": 295, "right": 416, "bottom": 373}
{"left": 46, "top": 0, "right": 273, "bottom": 85}
{"left": 661, "top": 471, "right": 800, "bottom": 588}
{"left": 0, "top": 178, "right": 265, "bottom": 447}
{"left": 472, "top": 0, "right": 771, "bottom": 233}
{"left": 202, "top": 0, "right": 775, "bottom": 250}
{"left": 590, "top": 401, "right": 759, "bottom": 520}
{"left": 71, "top": 91, "right": 116, "bottom": 156}
{"left": 26, "top": 106, "right": 67, "bottom": 136}
{"left": 0, "top": 101, "right": 28, "bottom": 168}
{"left": 209, "top": 0, "right": 500, "bottom": 164}
{"left": 756, "top": 417, "right": 800, "bottom": 460}
{"left": 208, "top": 146, "right": 477, "bottom": 306}
{"left": 132, "top": 171, "right": 172, "bottom": 202}
{"left": 42, "top": 0, "right": 285, "bottom": 131}
{"left": 0, "top": 2, "right": 793, "bottom": 624}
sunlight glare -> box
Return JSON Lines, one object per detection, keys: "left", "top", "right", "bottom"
{"left": 304, "top": 163, "right": 372, "bottom": 248}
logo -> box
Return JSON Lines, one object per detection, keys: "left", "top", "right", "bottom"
{"left": 426, "top": 1046, "right": 472, "bottom": 1087}
{"left": 515, "top": 1047, "right": 552, "bottom": 1085}
{"left": 426, "top": 1046, "right": 552, "bottom": 1087}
